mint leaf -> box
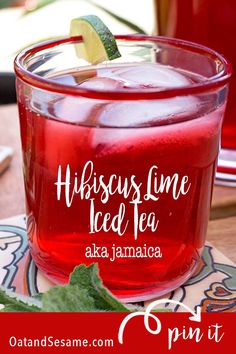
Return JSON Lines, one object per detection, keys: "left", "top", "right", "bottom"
{"left": 0, "top": 286, "right": 41, "bottom": 312}
{"left": 69, "top": 264, "right": 129, "bottom": 312}
{"left": 0, "top": 264, "right": 129, "bottom": 312}
{"left": 42, "top": 286, "right": 97, "bottom": 312}
{"left": 0, "top": 263, "right": 170, "bottom": 312}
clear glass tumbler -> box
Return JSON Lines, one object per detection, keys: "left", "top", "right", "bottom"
{"left": 14, "top": 35, "right": 231, "bottom": 301}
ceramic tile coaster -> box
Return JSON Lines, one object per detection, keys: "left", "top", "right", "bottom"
{"left": 0, "top": 214, "right": 235, "bottom": 312}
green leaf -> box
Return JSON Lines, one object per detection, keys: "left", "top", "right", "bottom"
{"left": 86, "top": 0, "right": 147, "bottom": 34}
{"left": 0, "top": 286, "right": 41, "bottom": 312}
{"left": 0, "top": 264, "right": 172, "bottom": 313}
{"left": 0, "top": 264, "right": 129, "bottom": 312}
{"left": 33, "top": 293, "right": 43, "bottom": 301}
{"left": 42, "top": 286, "right": 97, "bottom": 312}
{"left": 69, "top": 264, "right": 129, "bottom": 312}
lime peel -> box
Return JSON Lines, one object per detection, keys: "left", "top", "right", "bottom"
{"left": 70, "top": 15, "right": 121, "bottom": 64}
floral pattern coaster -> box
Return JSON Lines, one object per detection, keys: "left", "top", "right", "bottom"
{"left": 0, "top": 214, "right": 235, "bottom": 312}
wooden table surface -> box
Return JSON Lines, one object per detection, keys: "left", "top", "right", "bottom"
{"left": 0, "top": 104, "right": 236, "bottom": 262}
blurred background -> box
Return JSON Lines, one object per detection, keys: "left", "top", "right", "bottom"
{"left": 0, "top": 0, "right": 155, "bottom": 103}
{"left": 0, "top": 0, "right": 155, "bottom": 71}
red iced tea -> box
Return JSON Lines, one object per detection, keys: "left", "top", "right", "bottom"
{"left": 15, "top": 36, "right": 230, "bottom": 301}
{"left": 17, "top": 63, "right": 224, "bottom": 300}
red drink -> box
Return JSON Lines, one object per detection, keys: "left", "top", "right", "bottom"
{"left": 155, "top": 0, "right": 236, "bottom": 183}
{"left": 15, "top": 36, "right": 230, "bottom": 301}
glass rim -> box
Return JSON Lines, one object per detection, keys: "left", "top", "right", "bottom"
{"left": 14, "top": 34, "right": 232, "bottom": 100}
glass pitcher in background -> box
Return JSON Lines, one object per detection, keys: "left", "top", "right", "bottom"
{"left": 155, "top": 0, "right": 236, "bottom": 185}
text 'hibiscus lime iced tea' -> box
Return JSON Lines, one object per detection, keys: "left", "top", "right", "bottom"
{"left": 15, "top": 36, "right": 231, "bottom": 301}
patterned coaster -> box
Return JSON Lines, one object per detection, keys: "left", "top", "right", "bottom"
{"left": 0, "top": 215, "right": 235, "bottom": 312}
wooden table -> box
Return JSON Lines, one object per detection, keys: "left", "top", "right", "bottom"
{"left": 0, "top": 104, "right": 235, "bottom": 262}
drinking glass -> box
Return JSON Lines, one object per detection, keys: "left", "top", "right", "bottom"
{"left": 14, "top": 35, "right": 231, "bottom": 301}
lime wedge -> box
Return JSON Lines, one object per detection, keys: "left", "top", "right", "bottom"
{"left": 70, "top": 15, "right": 121, "bottom": 64}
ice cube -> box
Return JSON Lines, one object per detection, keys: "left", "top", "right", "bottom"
{"left": 79, "top": 77, "right": 124, "bottom": 90}
{"left": 107, "top": 63, "right": 192, "bottom": 89}
{"left": 79, "top": 63, "right": 192, "bottom": 90}
{"left": 96, "top": 96, "right": 198, "bottom": 127}
{"left": 77, "top": 63, "right": 199, "bottom": 127}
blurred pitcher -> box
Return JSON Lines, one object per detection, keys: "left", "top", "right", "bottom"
{"left": 155, "top": 0, "right": 236, "bottom": 185}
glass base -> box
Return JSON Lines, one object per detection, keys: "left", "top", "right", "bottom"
{"left": 111, "top": 263, "right": 199, "bottom": 303}
{"left": 216, "top": 148, "right": 236, "bottom": 187}
{"left": 34, "top": 256, "right": 200, "bottom": 303}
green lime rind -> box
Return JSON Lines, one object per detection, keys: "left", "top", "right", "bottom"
{"left": 70, "top": 15, "right": 121, "bottom": 64}
{"left": 79, "top": 15, "right": 121, "bottom": 60}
